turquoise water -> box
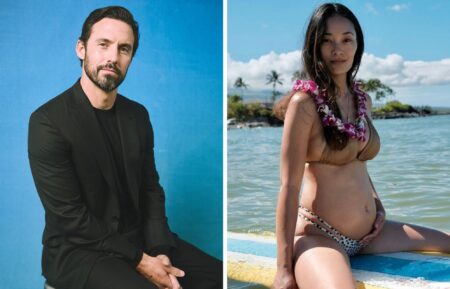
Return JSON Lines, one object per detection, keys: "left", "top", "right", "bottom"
{"left": 228, "top": 115, "right": 450, "bottom": 235}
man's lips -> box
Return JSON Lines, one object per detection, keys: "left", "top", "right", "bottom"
{"left": 100, "top": 68, "right": 120, "bottom": 76}
{"left": 101, "top": 68, "right": 118, "bottom": 74}
{"left": 99, "top": 63, "right": 120, "bottom": 75}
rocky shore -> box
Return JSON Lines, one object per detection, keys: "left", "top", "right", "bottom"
{"left": 228, "top": 110, "right": 450, "bottom": 129}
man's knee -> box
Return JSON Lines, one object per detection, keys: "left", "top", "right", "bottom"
{"left": 85, "top": 255, "right": 157, "bottom": 289}
{"left": 172, "top": 237, "right": 223, "bottom": 288}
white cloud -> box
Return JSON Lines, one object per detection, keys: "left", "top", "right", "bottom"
{"left": 365, "top": 3, "right": 378, "bottom": 15}
{"left": 228, "top": 51, "right": 301, "bottom": 91}
{"left": 388, "top": 4, "right": 410, "bottom": 12}
{"left": 227, "top": 51, "right": 450, "bottom": 91}
{"left": 360, "top": 53, "right": 450, "bottom": 86}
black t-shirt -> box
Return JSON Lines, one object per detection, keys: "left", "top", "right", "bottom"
{"left": 93, "top": 105, "right": 139, "bottom": 233}
{"left": 94, "top": 104, "right": 172, "bottom": 257}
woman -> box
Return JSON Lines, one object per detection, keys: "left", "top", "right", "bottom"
{"left": 272, "top": 3, "right": 450, "bottom": 289}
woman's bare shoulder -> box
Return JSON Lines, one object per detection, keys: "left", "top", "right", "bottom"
{"left": 288, "top": 91, "right": 317, "bottom": 118}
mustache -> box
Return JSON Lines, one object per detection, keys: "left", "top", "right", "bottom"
{"left": 98, "top": 62, "right": 121, "bottom": 75}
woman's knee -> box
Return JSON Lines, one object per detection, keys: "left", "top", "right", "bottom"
{"left": 362, "top": 220, "right": 450, "bottom": 254}
{"left": 293, "top": 235, "right": 356, "bottom": 289}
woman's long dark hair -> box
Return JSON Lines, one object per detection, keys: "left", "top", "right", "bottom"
{"left": 274, "top": 3, "right": 364, "bottom": 150}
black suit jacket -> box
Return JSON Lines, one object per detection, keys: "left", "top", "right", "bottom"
{"left": 28, "top": 81, "right": 175, "bottom": 289}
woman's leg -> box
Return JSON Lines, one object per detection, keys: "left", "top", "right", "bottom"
{"left": 361, "top": 220, "right": 450, "bottom": 254}
{"left": 293, "top": 235, "right": 356, "bottom": 289}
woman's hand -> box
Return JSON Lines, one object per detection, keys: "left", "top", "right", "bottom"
{"left": 272, "top": 268, "right": 298, "bottom": 289}
{"left": 360, "top": 210, "right": 386, "bottom": 246}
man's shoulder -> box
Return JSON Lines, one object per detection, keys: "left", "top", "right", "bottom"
{"left": 30, "top": 84, "right": 75, "bottom": 121}
{"left": 117, "top": 94, "right": 148, "bottom": 115}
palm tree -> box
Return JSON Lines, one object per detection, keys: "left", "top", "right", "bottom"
{"left": 233, "top": 77, "right": 248, "bottom": 98}
{"left": 266, "top": 70, "right": 283, "bottom": 103}
{"left": 358, "top": 78, "right": 395, "bottom": 101}
{"left": 291, "top": 70, "right": 305, "bottom": 82}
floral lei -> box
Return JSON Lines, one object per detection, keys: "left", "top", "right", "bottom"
{"left": 292, "top": 79, "right": 368, "bottom": 141}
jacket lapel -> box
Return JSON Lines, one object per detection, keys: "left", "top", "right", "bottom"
{"left": 68, "top": 81, "right": 119, "bottom": 195}
{"left": 115, "top": 95, "right": 140, "bottom": 209}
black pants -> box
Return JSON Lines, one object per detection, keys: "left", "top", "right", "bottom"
{"left": 84, "top": 237, "right": 222, "bottom": 289}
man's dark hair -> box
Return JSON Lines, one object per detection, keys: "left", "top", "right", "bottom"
{"left": 78, "top": 6, "right": 140, "bottom": 64}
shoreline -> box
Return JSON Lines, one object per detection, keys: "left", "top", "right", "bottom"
{"left": 228, "top": 112, "right": 450, "bottom": 129}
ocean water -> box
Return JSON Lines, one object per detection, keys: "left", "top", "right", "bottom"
{"left": 228, "top": 115, "right": 450, "bottom": 235}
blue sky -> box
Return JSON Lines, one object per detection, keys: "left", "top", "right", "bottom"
{"left": 228, "top": 0, "right": 450, "bottom": 107}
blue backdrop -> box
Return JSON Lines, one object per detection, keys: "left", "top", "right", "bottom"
{"left": 0, "top": 1, "right": 223, "bottom": 288}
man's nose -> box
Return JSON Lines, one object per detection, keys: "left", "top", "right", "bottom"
{"left": 106, "top": 45, "right": 119, "bottom": 63}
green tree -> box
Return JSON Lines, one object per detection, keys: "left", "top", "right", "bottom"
{"left": 359, "top": 78, "right": 394, "bottom": 101}
{"left": 291, "top": 70, "right": 306, "bottom": 82}
{"left": 266, "top": 70, "right": 284, "bottom": 103}
{"left": 378, "top": 101, "right": 414, "bottom": 113}
{"left": 229, "top": 94, "right": 242, "bottom": 103}
{"left": 227, "top": 94, "right": 246, "bottom": 121}
{"left": 233, "top": 77, "right": 248, "bottom": 98}
{"left": 246, "top": 102, "right": 271, "bottom": 119}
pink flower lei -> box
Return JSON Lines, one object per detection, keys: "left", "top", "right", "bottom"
{"left": 292, "top": 79, "right": 368, "bottom": 141}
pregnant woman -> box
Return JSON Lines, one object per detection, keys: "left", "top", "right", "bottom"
{"left": 272, "top": 3, "right": 450, "bottom": 289}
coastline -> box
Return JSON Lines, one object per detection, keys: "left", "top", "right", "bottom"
{"left": 228, "top": 110, "right": 450, "bottom": 129}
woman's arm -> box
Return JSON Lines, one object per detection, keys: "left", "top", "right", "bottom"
{"left": 364, "top": 94, "right": 386, "bottom": 215}
{"left": 273, "top": 93, "right": 315, "bottom": 287}
{"left": 360, "top": 174, "right": 386, "bottom": 246}
{"left": 361, "top": 94, "right": 386, "bottom": 244}
{"left": 368, "top": 175, "right": 385, "bottom": 215}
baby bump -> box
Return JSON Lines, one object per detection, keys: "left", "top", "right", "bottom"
{"left": 296, "top": 192, "right": 377, "bottom": 240}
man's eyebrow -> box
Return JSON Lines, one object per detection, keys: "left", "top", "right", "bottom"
{"left": 95, "top": 38, "right": 112, "bottom": 43}
{"left": 95, "top": 38, "right": 132, "bottom": 46}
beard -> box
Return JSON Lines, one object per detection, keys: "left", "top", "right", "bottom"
{"left": 83, "top": 55, "right": 126, "bottom": 92}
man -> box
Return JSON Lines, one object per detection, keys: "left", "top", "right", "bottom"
{"left": 28, "top": 6, "right": 221, "bottom": 289}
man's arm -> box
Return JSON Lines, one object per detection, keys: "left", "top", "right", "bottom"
{"left": 28, "top": 109, "right": 142, "bottom": 266}
{"left": 140, "top": 108, "right": 176, "bottom": 254}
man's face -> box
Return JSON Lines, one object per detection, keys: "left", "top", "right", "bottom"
{"left": 77, "top": 18, "right": 134, "bottom": 92}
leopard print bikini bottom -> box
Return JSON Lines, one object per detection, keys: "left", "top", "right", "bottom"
{"left": 298, "top": 206, "right": 366, "bottom": 256}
